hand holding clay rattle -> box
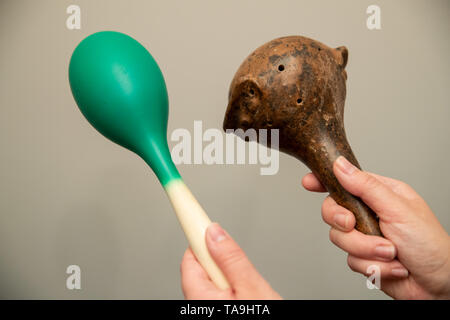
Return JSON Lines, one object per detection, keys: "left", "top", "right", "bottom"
{"left": 181, "top": 35, "right": 450, "bottom": 300}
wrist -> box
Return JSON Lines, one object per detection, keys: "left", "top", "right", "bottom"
{"left": 433, "top": 236, "right": 450, "bottom": 299}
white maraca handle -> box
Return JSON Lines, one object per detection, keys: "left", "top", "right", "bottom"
{"left": 165, "top": 179, "right": 230, "bottom": 290}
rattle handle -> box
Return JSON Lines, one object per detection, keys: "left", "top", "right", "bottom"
{"left": 304, "top": 137, "right": 383, "bottom": 237}
{"left": 329, "top": 182, "right": 382, "bottom": 236}
{"left": 312, "top": 163, "right": 382, "bottom": 236}
{"left": 165, "top": 179, "right": 230, "bottom": 290}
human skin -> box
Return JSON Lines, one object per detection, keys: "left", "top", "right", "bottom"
{"left": 301, "top": 156, "right": 450, "bottom": 299}
{"left": 180, "top": 156, "right": 450, "bottom": 299}
{"left": 180, "top": 223, "right": 282, "bottom": 299}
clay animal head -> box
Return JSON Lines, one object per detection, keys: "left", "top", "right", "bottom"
{"left": 223, "top": 36, "right": 348, "bottom": 159}
{"left": 223, "top": 36, "right": 382, "bottom": 236}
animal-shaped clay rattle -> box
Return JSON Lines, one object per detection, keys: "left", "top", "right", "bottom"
{"left": 69, "top": 31, "right": 229, "bottom": 289}
{"left": 223, "top": 36, "right": 382, "bottom": 236}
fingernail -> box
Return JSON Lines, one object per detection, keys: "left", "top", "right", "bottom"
{"left": 208, "top": 223, "right": 226, "bottom": 243}
{"left": 391, "top": 268, "right": 409, "bottom": 278}
{"left": 374, "top": 245, "right": 396, "bottom": 260}
{"left": 335, "top": 156, "right": 356, "bottom": 175}
{"left": 334, "top": 213, "right": 349, "bottom": 230}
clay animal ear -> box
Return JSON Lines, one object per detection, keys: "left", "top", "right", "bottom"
{"left": 333, "top": 46, "right": 348, "bottom": 68}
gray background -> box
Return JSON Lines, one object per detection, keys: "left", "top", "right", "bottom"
{"left": 0, "top": 0, "right": 449, "bottom": 299}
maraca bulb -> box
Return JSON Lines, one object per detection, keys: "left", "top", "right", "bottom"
{"left": 69, "top": 31, "right": 180, "bottom": 186}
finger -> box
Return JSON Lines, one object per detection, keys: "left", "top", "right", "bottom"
{"left": 366, "top": 172, "right": 403, "bottom": 190}
{"left": 321, "top": 196, "right": 356, "bottom": 232}
{"left": 366, "top": 172, "right": 418, "bottom": 200}
{"left": 180, "top": 248, "right": 221, "bottom": 299}
{"left": 329, "top": 227, "right": 398, "bottom": 261}
{"left": 302, "top": 170, "right": 405, "bottom": 195}
{"left": 302, "top": 173, "right": 327, "bottom": 192}
{"left": 333, "top": 156, "right": 401, "bottom": 219}
{"left": 347, "top": 255, "right": 409, "bottom": 279}
{"left": 206, "top": 223, "right": 267, "bottom": 290}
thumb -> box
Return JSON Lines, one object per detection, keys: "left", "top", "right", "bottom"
{"left": 205, "top": 223, "right": 264, "bottom": 288}
{"left": 333, "top": 156, "right": 400, "bottom": 219}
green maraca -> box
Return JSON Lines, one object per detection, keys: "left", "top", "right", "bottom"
{"left": 69, "top": 31, "right": 229, "bottom": 289}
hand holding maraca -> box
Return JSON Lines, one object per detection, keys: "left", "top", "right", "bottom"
{"left": 69, "top": 31, "right": 229, "bottom": 289}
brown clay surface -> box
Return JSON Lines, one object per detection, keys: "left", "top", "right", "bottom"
{"left": 223, "top": 36, "right": 382, "bottom": 236}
